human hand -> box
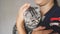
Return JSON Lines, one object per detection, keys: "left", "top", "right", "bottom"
{"left": 32, "top": 26, "right": 53, "bottom": 34}
{"left": 16, "top": 3, "right": 30, "bottom": 27}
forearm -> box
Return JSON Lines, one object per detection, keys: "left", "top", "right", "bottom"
{"left": 17, "top": 26, "right": 26, "bottom": 34}
{"left": 16, "top": 19, "right": 26, "bottom": 34}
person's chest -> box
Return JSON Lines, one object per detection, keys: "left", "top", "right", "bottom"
{"left": 38, "top": 5, "right": 60, "bottom": 33}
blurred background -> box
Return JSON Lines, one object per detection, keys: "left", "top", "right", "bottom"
{"left": 0, "top": 0, "right": 60, "bottom": 34}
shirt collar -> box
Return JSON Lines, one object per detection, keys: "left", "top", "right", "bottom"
{"left": 44, "top": 5, "right": 58, "bottom": 16}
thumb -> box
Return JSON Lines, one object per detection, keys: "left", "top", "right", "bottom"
{"left": 33, "top": 26, "right": 46, "bottom": 31}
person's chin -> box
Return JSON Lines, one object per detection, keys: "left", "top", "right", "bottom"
{"left": 35, "top": 3, "right": 45, "bottom": 6}
{"left": 35, "top": 2, "right": 41, "bottom": 5}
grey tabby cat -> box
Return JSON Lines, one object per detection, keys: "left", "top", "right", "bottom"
{"left": 23, "top": 6, "right": 41, "bottom": 34}
{"left": 24, "top": 6, "right": 41, "bottom": 29}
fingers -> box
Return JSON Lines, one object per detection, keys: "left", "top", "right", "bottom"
{"left": 32, "top": 30, "right": 43, "bottom": 34}
{"left": 32, "top": 26, "right": 53, "bottom": 34}
{"left": 16, "top": 3, "right": 30, "bottom": 24}
{"left": 32, "top": 29, "right": 53, "bottom": 34}
{"left": 42, "top": 29, "right": 53, "bottom": 34}
{"left": 17, "top": 3, "right": 30, "bottom": 18}
{"left": 19, "top": 3, "right": 30, "bottom": 13}
{"left": 33, "top": 26, "right": 46, "bottom": 31}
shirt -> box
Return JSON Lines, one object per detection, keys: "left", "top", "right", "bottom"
{"left": 37, "top": 5, "right": 60, "bottom": 34}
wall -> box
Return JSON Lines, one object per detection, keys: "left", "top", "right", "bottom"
{"left": 0, "top": 0, "right": 60, "bottom": 34}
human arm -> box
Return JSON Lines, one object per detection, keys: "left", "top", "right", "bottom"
{"left": 16, "top": 3, "right": 30, "bottom": 34}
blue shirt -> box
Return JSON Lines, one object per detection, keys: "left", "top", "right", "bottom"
{"left": 38, "top": 5, "right": 60, "bottom": 33}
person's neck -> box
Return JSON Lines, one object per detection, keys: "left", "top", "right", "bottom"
{"left": 39, "top": 2, "right": 54, "bottom": 17}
